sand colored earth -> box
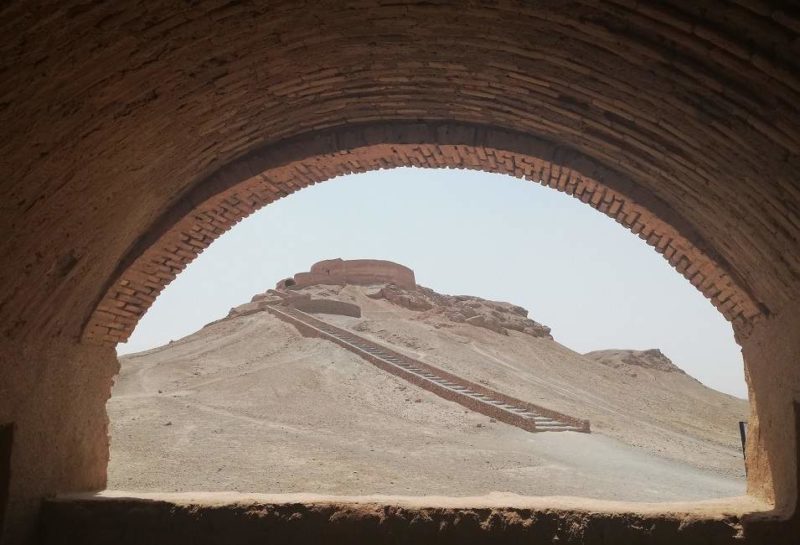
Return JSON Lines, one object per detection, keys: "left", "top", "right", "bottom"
{"left": 108, "top": 284, "right": 747, "bottom": 501}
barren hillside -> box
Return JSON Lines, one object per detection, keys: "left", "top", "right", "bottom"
{"left": 109, "top": 264, "right": 747, "bottom": 501}
{"left": 295, "top": 283, "right": 748, "bottom": 475}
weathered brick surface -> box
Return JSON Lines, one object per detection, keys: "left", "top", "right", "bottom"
{"left": 82, "top": 125, "right": 766, "bottom": 345}
{"left": 1, "top": 2, "right": 798, "bottom": 349}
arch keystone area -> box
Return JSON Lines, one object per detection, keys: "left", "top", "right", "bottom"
{"left": 82, "top": 123, "right": 765, "bottom": 346}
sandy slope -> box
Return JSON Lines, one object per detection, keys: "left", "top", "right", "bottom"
{"left": 108, "top": 284, "right": 747, "bottom": 501}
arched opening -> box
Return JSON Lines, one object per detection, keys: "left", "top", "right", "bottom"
{"left": 108, "top": 166, "right": 750, "bottom": 501}
{"left": 82, "top": 123, "right": 764, "bottom": 348}
{"left": 9, "top": 121, "right": 798, "bottom": 544}
{"left": 80, "top": 121, "right": 775, "bottom": 504}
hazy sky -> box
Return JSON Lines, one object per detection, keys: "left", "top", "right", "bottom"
{"left": 119, "top": 168, "right": 747, "bottom": 399}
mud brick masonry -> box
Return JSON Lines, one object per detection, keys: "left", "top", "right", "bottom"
{"left": 277, "top": 259, "right": 417, "bottom": 291}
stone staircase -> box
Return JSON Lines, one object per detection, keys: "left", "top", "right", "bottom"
{"left": 267, "top": 305, "right": 590, "bottom": 434}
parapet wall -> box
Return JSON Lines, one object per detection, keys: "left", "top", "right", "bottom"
{"left": 278, "top": 259, "right": 416, "bottom": 290}
{"left": 225, "top": 292, "right": 361, "bottom": 320}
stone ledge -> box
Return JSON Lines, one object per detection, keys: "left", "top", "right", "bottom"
{"left": 40, "top": 492, "right": 789, "bottom": 545}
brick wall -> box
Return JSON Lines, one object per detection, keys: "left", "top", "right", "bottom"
{"left": 82, "top": 124, "right": 764, "bottom": 345}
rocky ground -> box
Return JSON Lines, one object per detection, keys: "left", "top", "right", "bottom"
{"left": 108, "top": 283, "right": 748, "bottom": 501}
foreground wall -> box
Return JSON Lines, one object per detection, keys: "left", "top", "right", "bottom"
{"left": 37, "top": 492, "right": 798, "bottom": 545}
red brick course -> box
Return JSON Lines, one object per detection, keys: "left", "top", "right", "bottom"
{"left": 83, "top": 125, "right": 764, "bottom": 345}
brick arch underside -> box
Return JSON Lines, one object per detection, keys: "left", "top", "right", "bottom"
{"left": 83, "top": 123, "right": 763, "bottom": 346}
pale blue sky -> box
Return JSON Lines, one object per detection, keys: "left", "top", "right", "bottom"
{"left": 119, "top": 168, "right": 747, "bottom": 398}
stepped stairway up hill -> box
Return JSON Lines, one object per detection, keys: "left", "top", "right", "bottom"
{"left": 266, "top": 304, "right": 589, "bottom": 433}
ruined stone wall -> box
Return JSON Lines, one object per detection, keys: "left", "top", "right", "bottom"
{"left": 288, "top": 259, "right": 416, "bottom": 291}
{"left": 225, "top": 293, "right": 361, "bottom": 319}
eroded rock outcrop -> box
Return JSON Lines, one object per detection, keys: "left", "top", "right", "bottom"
{"left": 583, "top": 349, "right": 687, "bottom": 375}
{"left": 367, "top": 284, "right": 552, "bottom": 339}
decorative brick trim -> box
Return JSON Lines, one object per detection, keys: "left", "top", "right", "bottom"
{"left": 83, "top": 123, "right": 763, "bottom": 345}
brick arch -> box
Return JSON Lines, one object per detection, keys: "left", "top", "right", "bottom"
{"left": 83, "top": 122, "right": 763, "bottom": 346}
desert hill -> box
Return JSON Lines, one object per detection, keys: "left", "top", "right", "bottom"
{"left": 583, "top": 348, "right": 689, "bottom": 374}
{"left": 108, "top": 259, "right": 748, "bottom": 501}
